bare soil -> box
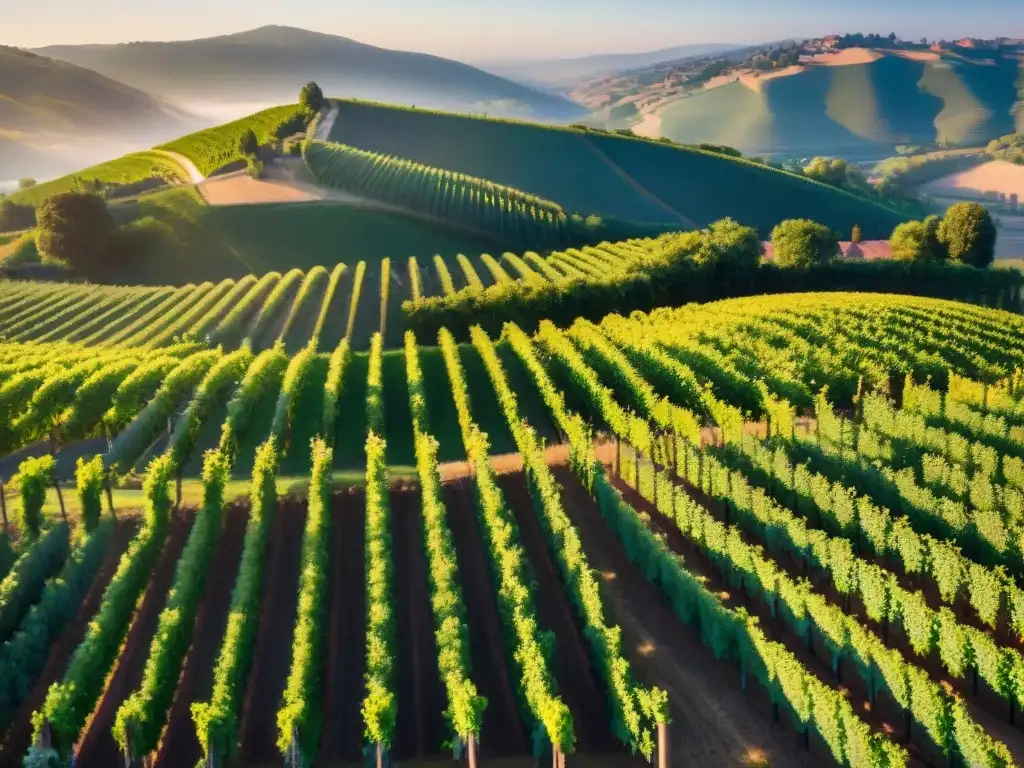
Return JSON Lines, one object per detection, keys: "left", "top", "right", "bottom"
{"left": 496, "top": 473, "right": 620, "bottom": 755}
{"left": 0, "top": 518, "right": 138, "bottom": 768}
{"left": 441, "top": 479, "right": 530, "bottom": 758}
{"left": 317, "top": 488, "right": 368, "bottom": 763}
{"left": 553, "top": 466, "right": 816, "bottom": 767}
{"left": 921, "top": 160, "right": 1024, "bottom": 199}
{"left": 391, "top": 485, "right": 449, "bottom": 759}
{"left": 238, "top": 497, "right": 306, "bottom": 763}
{"left": 154, "top": 503, "right": 250, "bottom": 768}
{"left": 74, "top": 509, "right": 195, "bottom": 766}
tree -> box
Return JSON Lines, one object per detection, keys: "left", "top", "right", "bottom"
{"left": 18, "top": 178, "right": 37, "bottom": 190}
{"left": 695, "top": 217, "right": 763, "bottom": 271}
{"left": 851, "top": 224, "right": 862, "bottom": 244}
{"left": 300, "top": 81, "right": 326, "bottom": 114}
{"left": 238, "top": 129, "right": 259, "bottom": 158}
{"left": 0, "top": 199, "right": 36, "bottom": 232}
{"left": 937, "top": 202, "right": 997, "bottom": 268}
{"left": 803, "top": 157, "right": 853, "bottom": 187}
{"left": 35, "top": 192, "right": 114, "bottom": 269}
{"left": 770, "top": 219, "right": 840, "bottom": 267}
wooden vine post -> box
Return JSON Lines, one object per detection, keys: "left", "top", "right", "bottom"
{"left": 657, "top": 722, "right": 670, "bottom": 768}
{"left": 0, "top": 477, "right": 8, "bottom": 535}
{"left": 467, "top": 734, "right": 478, "bottom": 768}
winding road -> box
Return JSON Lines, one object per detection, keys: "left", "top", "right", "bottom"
{"left": 315, "top": 101, "right": 340, "bottom": 141}
{"left": 151, "top": 149, "right": 205, "bottom": 184}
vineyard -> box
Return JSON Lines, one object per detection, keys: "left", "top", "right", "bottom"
{"left": 0, "top": 236, "right": 662, "bottom": 352}
{"left": 326, "top": 99, "right": 909, "bottom": 237}
{"left": 0, "top": 294, "right": 1022, "bottom": 768}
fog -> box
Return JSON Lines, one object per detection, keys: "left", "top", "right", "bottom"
{"left": 170, "top": 99, "right": 280, "bottom": 125}
{"left": 0, "top": 180, "right": 17, "bottom": 194}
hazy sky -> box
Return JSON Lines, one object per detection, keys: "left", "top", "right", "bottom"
{"left": 7, "top": 0, "right": 1021, "bottom": 60}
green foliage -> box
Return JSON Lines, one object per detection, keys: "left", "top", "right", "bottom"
{"left": 695, "top": 217, "right": 763, "bottom": 271}
{"left": 74, "top": 456, "right": 104, "bottom": 532}
{"left": 770, "top": 219, "right": 840, "bottom": 268}
{"left": 33, "top": 453, "right": 174, "bottom": 756}
{"left": 0, "top": 523, "right": 70, "bottom": 644}
{"left": 0, "top": 199, "right": 36, "bottom": 233}
{"left": 192, "top": 438, "right": 278, "bottom": 765}
{"left": 35, "top": 192, "right": 115, "bottom": 270}
{"left": 890, "top": 217, "right": 944, "bottom": 262}
{"left": 305, "top": 139, "right": 572, "bottom": 250}
{"left": 113, "top": 450, "right": 229, "bottom": 760}
{"left": 157, "top": 104, "right": 310, "bottom": 176}
{"left": 15, "top": 455, "right": 54, "bottom": 539}
{"left": 299, "top": 82, "right": 325, "bottom": 114}
{"left": 0, "top": 519, "right": 113, "bottom": 737}
{"left": 937, "top": 202, "right": 997, "bottom": 268}
{"left": 276, "top": 437, "right": 331, "bottom": 761}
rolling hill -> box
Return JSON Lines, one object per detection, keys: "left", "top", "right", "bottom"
{"left": 34, "top": 26, "right": 584, "bottom": 121}
{"left": 0, "top": 46, "right": 192, "bottom": 180}
{"left": 326, "top": 99, "right": 908, "bottom": 237}
{"left": 647, "top": 48, "right": 1023, "bottom": 161}
{"left": 477, "top": 43, "right": 747, "bottom": 87}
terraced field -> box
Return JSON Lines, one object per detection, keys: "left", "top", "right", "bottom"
{"left": 2, "top": 294, "right": 1024, "bottom": 768}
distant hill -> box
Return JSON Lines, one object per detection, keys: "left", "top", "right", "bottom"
{"left": 477, "top": 43, "right": 748, "bottom": 86}
{"left": 35, "top": 26, "right": 585, "bottom": 121}
{"left": 0, "top": 46, "right": 191, "bottom": 180}
{"left": 326, "top": 100, "right": 908, "bottom": 238}
{"left": 644, "top": 48, "right": 1023, "bottom": 161}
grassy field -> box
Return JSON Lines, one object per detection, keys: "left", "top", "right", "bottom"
{"left": 328, "top": 98, "right": 909, "bottom": 237}
{"left": 156, "top": 104, "right": 310, "bottom": 176}
{"left": 5, "top": 151, "right": 189, "bottom": 207}
{"left": 653, "top": 53, "right": 1020, "bottom": 160}
{"left": 103, "top": 186, "right": 500, "bottom": 284}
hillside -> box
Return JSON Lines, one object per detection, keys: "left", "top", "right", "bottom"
{"left": 636, "top": 48, "right": 1023, "bottom": 161}
{"left": 34, "top": 26, "right": 584, "bottom": 121}
{"left": 327, "top": 100, "right": 908, "bottom": 237}
{"left": 478, "top": 43, "right": 747, "bottom": 87}
{"left": 0, "top": 46, "right": 191, "bottom": 179}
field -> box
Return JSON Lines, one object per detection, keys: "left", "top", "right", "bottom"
{"left": 326, "top": 99, "right": 907, "bottom": 237}
{"left": 100, "top": 186, "right": 501, "bottom": 284}
{"left": 920, "top": 160, "right": 1024, "bottom": 200}
{"left": 651, "top": 51, "right": 1021, "bottom": 161}
{"left": 3, "top": 152, "right": 190, "bottom": 208}
{"left": 156, "top": 104, "right": 310, "bottom": 177}
{"left": 2, "top": 294, "right": 1024, "bottom": 768}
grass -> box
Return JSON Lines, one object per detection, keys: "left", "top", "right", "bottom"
{"left": 5, "top": 152, "right": 189, "bottom": 208}
{"left": 104, "top": 186, "right": 499, "bottom": 285}
{"left": 0, "top": 232, "right": 39, "bottom": 267}
{"left": 328, "top": 98, "right": 909, "bottom": 238}
{"left": 156, "top": 104, "right": 310, "bottom": 176}
{"left": 653, "top": 53, "right": 1020, "bottom": 161}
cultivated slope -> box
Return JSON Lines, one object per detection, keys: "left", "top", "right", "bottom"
{"left": 652, "top": 49, "right": 1022, "bottom": 160}
{"left": 327, "top": 100, "right": 908, "bottom": 236}
{"left": 35, "top": 26, "right": 584, "bottom": 121}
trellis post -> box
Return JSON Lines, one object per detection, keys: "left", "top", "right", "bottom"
{"left": 657, "top": 722, "right": 670, "bottom": 768}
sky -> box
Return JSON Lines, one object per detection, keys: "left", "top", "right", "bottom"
{"left": 6, "top": 0, "right": 1022, "bottom": 61}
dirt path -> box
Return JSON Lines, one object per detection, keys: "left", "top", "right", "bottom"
{"left": 154, "top": 503, "right": 249, "bottom": 768}
{"left": 238, "top": 498, "right": 306, "bottom": 763}
{"left": 552, "top": 466, "right": 813, "bottom": 767}
{"left": 317, "top": 489, "right": 367, "bottom": 763}
{"left": 151, "top": 149, "right": 205, "bottom": 184}
{"left": 391, "top": 486, "right": 448, "bottom": 759}
{"left": 0, "top": 519, "right": 138, "bottom": 768}
{"left": 496, "top": 473, "right": 619, "bottom": 755}
{"left": 441, "top": 480, "right": 530, "bottom": 757}
{"left": 74, "top": 510, "right": 195, "bottom": 766}
{"left": 315, "top": 102, "right": 341, "bottom": 141}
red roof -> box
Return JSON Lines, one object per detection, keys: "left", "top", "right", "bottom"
{"left": 761, "top": 240, "right": 892, "bottom": 261}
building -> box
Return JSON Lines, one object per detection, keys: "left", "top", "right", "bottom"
{"left": 822, "top": 35, "right": 841, "bottom": 50}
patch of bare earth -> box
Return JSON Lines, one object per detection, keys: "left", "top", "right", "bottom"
{"left": 920, "top": 160, "right": 1024, "bottom": 199}
{"left": 800, "top": 47, "right": 883, "bottom": 66}
{"left": 197, "top": 171, "right": 323, "bottom": 206}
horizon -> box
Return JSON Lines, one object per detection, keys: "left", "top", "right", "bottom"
{"left": 8, "top": 0, "right": 1022, "bottom": 61}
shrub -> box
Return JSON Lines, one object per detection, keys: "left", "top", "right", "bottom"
{"left": 246, "top": 157, "right": 265, "bottom": 180}
{"left": 299, "top": 81, "right": 325, "bottom": 114}
{"left": 696, "top": 217, "right": 763, "bottom": 271}
{"left": 891, "top": 215, "right": 944, "bottom": 262}
{"left": 16, "top": 455, "right": 55, "bottom": 539}
{"left": 0, "top": 200, "right": 36, "bottom": 233}
{"left": 35, "top": 192, "right": 114, "bottom": 270}
{"left": 238, "top": 129, "right": 259, "bottom": 158}
{"left": 770, "top": 219, "right": 840, "bottom": 267}
{"left": 938, "top": 202, "right": 997, "bottom": 268}
{"left": 851, "top": 224, "right": 862, "bottom": 244}
{"left": 74, "top": 456, "right": 105, "bottom": 533}
{"left": 18, "top": 178, "right": 37, "bottom": 190}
